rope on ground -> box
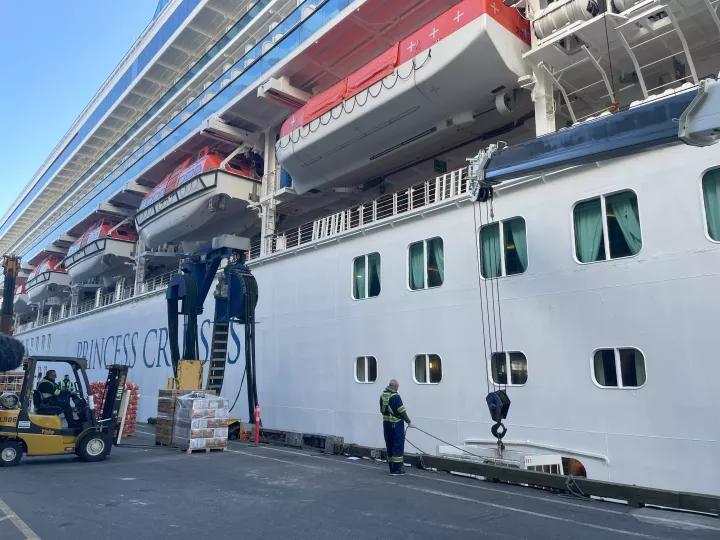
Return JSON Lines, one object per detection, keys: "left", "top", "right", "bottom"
{"left": 409, "top": 425, "right": 488, "bottom": 462}
{"left": 565, "top": 475, "right": 590, "bottom": 499}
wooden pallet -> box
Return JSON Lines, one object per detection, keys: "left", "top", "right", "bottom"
{"left": 182, "top": 447, "right": 227, "bottom": 454}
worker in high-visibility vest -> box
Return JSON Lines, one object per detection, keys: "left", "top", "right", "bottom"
{"left": 37, "top": 370, "right": 78, "bottom": 427}
{"left": 380, "top": 379, "right": 412, "bottom": 476}
{"left": 60, "top": 374, "right": 74, "bottom": 393}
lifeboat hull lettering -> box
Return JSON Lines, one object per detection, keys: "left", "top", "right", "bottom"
{"left": 135, "top": 170, "right": 259, "bottom": 248}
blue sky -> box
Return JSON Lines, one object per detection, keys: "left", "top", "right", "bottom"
{"left": 0, "top": 1, "right": 157, "bottom": 216}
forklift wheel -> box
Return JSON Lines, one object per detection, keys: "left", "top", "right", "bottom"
{"left": 0, "top": 440, "right": 23, "bottom": 467}
{"left": 77, "top": 433, "right": 110, "bottom": 462}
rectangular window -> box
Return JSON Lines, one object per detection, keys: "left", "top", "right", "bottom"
{"left": 355, "top": 356, "right": 377, "bottom": 383}
{"left": 353, "top": 253, "right": 381, "bottom": 299}
{"left": 479, "top": 217, "right": 528, "bottom": 278}
{"left": 574, "top": 190, "right": 641, "bottom": 263}
{"left": 490, "top": 352, "right": 528, "bottom": 386}
{"left": 702, "top": 168, "right": 720, "bottom": 241}
{"left": 593, "top": 348, "right": 646, "bottom": 388}
{"left": 408, "top": 237, "right": 444, "bottom": 290}
{"left": 414, "top": 354, "right": 442, "bottom": 384}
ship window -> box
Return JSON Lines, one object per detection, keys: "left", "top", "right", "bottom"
{"left": 593, "top": 348, "right": 646, "bottom": 388}
{"left": 490, "top": 352, "right": 528, "bottom": 386}
{"left": 573, "top": 190, "right": 642, "bottom": 263}
{"left": 355, "top": 356, "right": 377, "bottom": 383}
{"left": 353, "top": 253, "right": 381, "bottom": 299}
{"left": 702, "top": 168, "right": 720, "bottom": 241}
{"left": 408, "top": 237, "right": 444, "bottom": 290}
{"left": 414, "top": 354, "right": 442, "bottom": 384}
{"left": 479, "top": 217, "right": 528, "bottom": 278}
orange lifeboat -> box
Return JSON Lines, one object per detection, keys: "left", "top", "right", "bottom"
{"left": 63, "top": 220, "right": 138, "bottom": 285}
{"left": 25, "top": 256, "right": 70, "bottom": 304}
{"left": 134, "top": 146, "right": 261, "bottom": 248}
{"left": 276, "top": 0, "right": 530, "bottom": 193}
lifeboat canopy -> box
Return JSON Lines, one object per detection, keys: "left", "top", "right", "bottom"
{"left": 276, "top": 0, "right": 530, "bottom": 194}
{"left": 135, "top": 146, "right": 262, "bottom": 249}
{"left": 25, "top": 256, "right": 70, "bottom": 305}
{"left": 63, "top": 220, "right": 138, "bottom": 286}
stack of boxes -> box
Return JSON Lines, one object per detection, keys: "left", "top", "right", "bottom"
{"left": 172, "top": 391, "right": 230, "bottom": 452}
{"left": 155, "top": 389, "right": 196, "bottom": 446}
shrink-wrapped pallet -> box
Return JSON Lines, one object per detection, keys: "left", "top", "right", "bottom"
{"left": 172, "top": 391, "right": 229, "bottom": 451}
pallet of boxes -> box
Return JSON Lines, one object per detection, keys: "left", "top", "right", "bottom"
{"left": 155, "top": 389, "right": 229, "bottom": 453}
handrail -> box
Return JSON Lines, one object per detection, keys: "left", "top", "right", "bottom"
{"left": 249, "top": 166, "right": 470, "bottom": 261}
{"left": 15, "top": 270, "right": 178, "bottom": 334}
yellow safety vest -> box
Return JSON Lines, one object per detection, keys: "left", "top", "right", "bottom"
{"left": 380, "top": 390, "right": 407, "bottom": 424}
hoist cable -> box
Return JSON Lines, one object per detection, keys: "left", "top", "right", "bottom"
{"left": 472, "top": 202, "right": 492, "bottom": 396}
{"left": 488, "top": 198, "right": 507, "bottom": 391}
{"left": 485, "top": 200, "right": 501, "bottom": 365}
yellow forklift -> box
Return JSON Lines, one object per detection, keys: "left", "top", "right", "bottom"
{"left": 0, "top": 356, "right": 128, "bottom": 466}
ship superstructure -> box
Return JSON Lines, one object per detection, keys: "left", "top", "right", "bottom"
{"left": 3, "top": 0, "right": 720, "bottom": 495}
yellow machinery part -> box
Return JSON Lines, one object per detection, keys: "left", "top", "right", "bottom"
{"left": 23, "top": 433, "right": 78, "bottom": 456}
{"left": 171, "top": 360, "right": 203, "bottom": 390}
{"left": 0, "top": 409, "right": 20, "bottom": 429}
{"left": 28, "top": 414, "right": 62, "bottom": 430}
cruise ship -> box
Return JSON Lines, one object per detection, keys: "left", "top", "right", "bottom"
{"left": 3, "top": 0, "right": 720, "bottom": 495}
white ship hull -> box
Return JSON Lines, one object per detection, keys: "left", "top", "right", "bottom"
{"left": 135, "top": 171, "right": 260, "bottom": 248}
{"left": 17, "top": 141, "right": 720, "bottom": 496}
{"left": 64, "top": 238, "right": 135, "bottom": 285}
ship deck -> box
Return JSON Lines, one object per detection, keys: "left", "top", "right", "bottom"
{"left": 0, "top": 427, "right": 717, "bottom": 539}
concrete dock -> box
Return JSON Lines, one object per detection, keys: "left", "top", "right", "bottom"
{"left": 1, "top": 426, "right": 718, "bottom": 540}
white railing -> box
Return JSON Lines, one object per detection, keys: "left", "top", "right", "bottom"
{"left": 16, "top": 270, "right": 178, "bottom": 333}
{"left": 249, "top": 167, "right": 470, "bottom": 261}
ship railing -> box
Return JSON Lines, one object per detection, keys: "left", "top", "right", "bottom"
{"left": 16, "top": 321, "right": 35, "bottom": 333}
{"left": 249, "top": 166, "right": 470, "bottom": 261}
{"left": 16, "top": 270, "right": 178, "bottom": 332}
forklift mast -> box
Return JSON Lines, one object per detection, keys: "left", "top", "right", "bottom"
{"left": 100, "top": 365, "right": 129, "bottom": 428}
{"left": 1, "top": 256, "right": 20, "bottom": 335}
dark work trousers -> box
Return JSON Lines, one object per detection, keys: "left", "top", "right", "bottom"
{"left": 383, "top": 420, "right": 405, "bottom": 473}
{"left": 52, "top": 398, "right": 77, "bottom": 427}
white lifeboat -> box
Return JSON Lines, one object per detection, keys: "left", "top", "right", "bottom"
{"left": 276, "top": 0, "right": 530, "bottom": 194}
{"left": 25, "top": 256, "right": 70, "bottom": 305}
{"left": 63, "top": 220, "right": 138, "bottom": 286}
{"left": 13, "top": 284, "right": 30, "bottom": 315}
{"left": 134, "top": 146, "right": 261, "bottom": 248}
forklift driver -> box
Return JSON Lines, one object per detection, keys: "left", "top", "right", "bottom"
{"left": 37, "top": 370, "right": 80, "bottom": 428}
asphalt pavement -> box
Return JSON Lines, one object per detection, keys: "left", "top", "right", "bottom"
{"left": 0, "top": 426, "right": 718, "bottom": 540}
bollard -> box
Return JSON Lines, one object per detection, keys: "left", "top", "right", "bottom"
{"left": 254, "top": 404, "right": 260, "bottom": 447}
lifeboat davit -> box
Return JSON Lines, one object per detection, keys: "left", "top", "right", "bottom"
{"left": 276, "top": 0, "right": 530, "bottom": 194}
{"left": 63, "top": 220, "right": 138, "bottom": 285}
{"left": 13, "top": 284, "right": 30, "bottom": 314}
{"left": 25, "top": 256, "right": 70, "bottom": 304}
{"left": 134, "top": 146, "right": 261, "bottom": 248}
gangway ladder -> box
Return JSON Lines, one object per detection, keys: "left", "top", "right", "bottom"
{"left": 206, "top": 320, "right": 229, "bottom": 394}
